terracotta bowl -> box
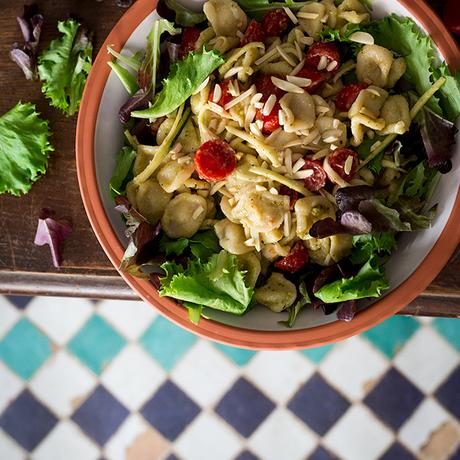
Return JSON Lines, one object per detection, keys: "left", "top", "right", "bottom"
{"left": 76, "top": 0, "right": 460, "bottom": 349}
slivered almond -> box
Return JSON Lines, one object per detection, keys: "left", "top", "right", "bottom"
{"left": 296, "top": 169, "right": 314, "bottom": 179}
{"left": 287, "top": 75, "right": 312, "bottom": 87}
{"left": 223, "top": 66, "right": 243, "bottom": 79}
{"left": 224, "top": 85, "right": 256, "bottom": 110}
{"left": 212, "top": 84, "right": 222, "bottom": 103}
{"left": 344, "top": 155, "right": 354, "bottom": 175}
{"left": 192, "top": 206, "right": 204, "bottom": 220}
{"left": 251, "top": 93, "right": 263, "bottom": 105}
{"left": 192, "top": 76, "right": 210, "bottom": 95}
{"left": 255, "top": 47, "right": 279, "bottom": 66}
{"left": 326, "top": 60, "right": 338, "bottom": 72}
{"left": 208, "top": 101, "right": 224, "bottom": 114}
{"left": 255, "top": 184, "right": 267, "bottom": 192}
{"left": 271, "top": 76, "right": 304, "bottom": 93}
{"left": 349, "top": 31, "right": 374, "bottom": 45}
{"left": 269, "top": 187, "right": 279, "bottom": 195}
{"left": 290, "top": 58, "right": 305, "bottom": 76}
{"left": 283, "top": 6, "right": 298, "bottom": 24}
{"left": 297, "top": 12, "right": 319, "bottom": 19}
{"left": 370, "top": 140, "right": 382, "bottom": 152}
{"left": 263, "top": 94, "right": 277, "bottom": 116}
{"left": 292, "top": 158, "right": 306, "bottom": 173}
{"left": 317, "top": 55, "right": 328, "bottom": 70}
{"left": 300, "top": 36, "right": 314, "bottom": 46}
{"left": 276, "top": 45, "right": 297, "bottom": 66}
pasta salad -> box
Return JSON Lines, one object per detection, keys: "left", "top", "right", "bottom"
{"left": 108, "top": 0, "right": 459, "bottom": 326}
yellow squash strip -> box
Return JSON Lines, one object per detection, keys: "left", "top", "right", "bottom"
{"left": 249, "top": 166, "right": 312, "bottom": 196}
{"left": 359, "top": 77, "right": 447, "bottom": 170}
{"left": 218, "top": 42, "right": 265, "bottom": 78}
{"left": 133, "top": 104, "right": 188, "bottom": 185}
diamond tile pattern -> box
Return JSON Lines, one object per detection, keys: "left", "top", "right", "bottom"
{"left": 72, "top": 385, "right": 129, "bottom": 445}
{"left": 364, "top": 368, "right": 424, "bottom": 430}
{"left": 215, "top": 377, "right": 275, "bottom": 437}
{"left": 288, "top": 373, "right": 349, "bottom": 435}
{"left": 0, "top": 295, "right": 459, "bottom": 460}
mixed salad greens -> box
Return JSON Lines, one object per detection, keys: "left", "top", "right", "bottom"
{"left": 107, "top": 0, "right": 459, "bottom": 327}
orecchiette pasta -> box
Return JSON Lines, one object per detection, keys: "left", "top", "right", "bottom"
{"left": 305, "top": 234, "right": 353, "bottom": 266}
{"left": 135, "top": 179, "right": 172, "bottom": 224}
{"left": 298, "top": 3, "right": 327, "bottom": 37}
{"left": 203, "top": 0, "right": 247, "bottom": 37}
{"left": 214, "top": 219, "right": 253, "bottom": 254}
{"left": 254, "top": 273, "right": 297, "bottom": 312}
{"left": 295, "top": 195, "right": 336, "bottom": 239}
{"left": 280, "top": 92, "right": 316, "bottom": 133}
{"left": 208, "top": 36, "right": 240, "bottom": 55}
{"left": 237, "top": 252, "right": 261, "bottom": 288}
{"left": 190, "top": 81, "right": 212, "bottom": 115}
{"left": 387, "top": 57, "right": 407, "bottom": 88}
{"left": 356, "top": 44, "right": 394, "bottom": 88}
{"left": 322, "top": 0, "right": 339, "bottom": 28}
{"left": 337, "top": 0, "right": 370, "bottom": 25}
{"left": 161, "top": 193, "right": 208, "bottom": 239}
{"left": 378, "top": 95, "right": 411, "bottom": 135}
{"left": 157, "top": 156, "right": 195, "bottom": 193}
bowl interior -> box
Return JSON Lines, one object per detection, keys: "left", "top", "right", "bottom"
{"left": 93, "top": 0, "right": 460, "bottom": 332}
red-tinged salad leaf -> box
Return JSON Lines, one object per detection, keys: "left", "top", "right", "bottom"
{"left": 10, "top": 4, "right": 44, "bottom": 80}
{"left": 314, "top": 256, "right": 389, "bottom": 303}
{"left": 279, "top": 282, "right": 311, "bottom": 328}
{"left": 336, "top": 300, "right": 358, "bottom": 322}
{"left": 309, "top": 212, "right": 372, "bottom": 238}
{"left": 358, "top": 199, "right": 411, "bottom": 233}
{"left": 114, "top": 195, "right": 147, "bottom": 237}
{"left": 0, "top": 102, "right": 53, "bottom": 196}
{"left": 418, "top": 106, "right": 458, "bottom": 174}
{"left": 335, "top": 186, "right": 374, "bottom": 212}
{"left": 309, "top": 218, "right": 348, "bottom": 238}
{"left": 119, "top": 89, "right": 150, "bottom": 123}
{"left": 38, "top": 19, "right": 93, "bottom": 116}
{"left": 34, "top": 208, "right": 72, "bottom": 268}
{"left": 350, "top": 233, "right": 396, "bottom": 265}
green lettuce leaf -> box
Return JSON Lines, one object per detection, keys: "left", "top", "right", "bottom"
{"left": 235, "top": 0, "right": 308, "bottom": 16}
{"left": 0, "top": 102, "right": 53, "bottom": 196}
{"left": 164, "top": 0, "right": 206, "bottom": 26}
{"left": 133, "top": 48, "right": 225, "bottom": 119}
{"left": 160, "top": 229, "right": 220, "bottom": 259}
{"left": 432, "top": 63, "right": 460, "bottom": 122}
{"left": 350, "top": 233, "right": 396, "bottom": 265}
{"left": 315, "top": 256, "right": 389, "bottom": 303}
{"left": 356, "top": 136, "right": 384, "bottom": 174}
{"left": 38, "top": 19, "right": 93, "bottom": 116}
{"left": 317, "top": 23, "right": 364, "bottom": 55}
{"left": 160, "top": 250, "right": 253, "bottom": 314}
{"left": 109, "top": 146, "right": 136, "bottom": 198}
{"left": 367, "top": 15, "right": 441, "bottom": 114}
{"left": 279, "top": 282, "right": 311, "bottom": 328}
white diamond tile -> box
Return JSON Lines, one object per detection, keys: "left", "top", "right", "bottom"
{"left": 399, "top": 398, "right": 455, "bottom": 454}
{"left": 324, "top": 405, "right": 393, "bottom": 460}
{"left": 175, "top": 412, "right": 241, "bottom": 460}
{"left": 0, "top": 429, "right": 26, "bottom": 460}
{"left": 31, "top": 421, "right": 99, "bottom": 460}
{"left": 97, "top": 300, "right": 156, "bottom": 340}
{"left": 0, "top": 298, "right": 20, "bottom": 339}
{"left": 101, "top": 343, "right": 165, "bottom": 411}
{"left": 104, "top": 413, "right": 169, "bottom": 460}
{"left": 170, "top": 341, "right": 238, "bottom": 407}
{"left": 416, "top": 316, "right": 433, "bottom": 325}
{"left": 26, "top": 297, "right": 93, "bottom": 345}
{"left": 320, "top": 336, "right": 389, "bottom": 401}
{"left": 248, "top": 408, "right": 317, "bottom": 460}
{"left": 394, "top": 328, "right": 459, "bottom": 394}
{"left": 29, "top": 350, "right": 97, "bottom": 417}
{"left": 245, "top": 351, "right": 315, "bottom": 404}
{"left": 0, "top": 362, "right": 24, "bottom": 413}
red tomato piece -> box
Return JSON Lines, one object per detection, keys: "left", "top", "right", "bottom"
{"left": 327, "top": 148, "right": 359, "bottom": 182}
{"left": 302, "top": 160, "right": 327, "bottom": 192}
{"left": 305, "top": 42, "right": 341, "bottom": 74}
{"left": 254, "top": 74, "right": 285, "bottom": 101}
{"left": 179, "top": 27, "right": 201, "bottom": 58}
{"left": 262, "top": 9, "right": 290, "bottom": 37}
{"left": 255, "top": 102, "right": 281, "bottom": 134}
{"left": 295, "top": 66, "right": 327, "bottom": 94}
{"left": 279, "top": 185, "right": 299, "bottom": 209}
{"left": 208, "top": 80, "right": 234, "bottom": 108}
{"left": 274, "top": 241, "right": 310, "bottom": 273}
{"left": 335, "top": 83, "right": 369, "bottom": 112}
{"left": 194, "top": 140, "right": 237, "bottom": 182}
{"left": 241, "top": 19, "right": 266, "bottom": 46}
{"left": 444, "top": 0, "right": 460, "bottom": 35}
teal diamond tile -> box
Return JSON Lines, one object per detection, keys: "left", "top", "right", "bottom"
{"left": 213, "top": 343, "right": 256, "bottom": 366}
{"left": 432, "top": 318, "right": 460, "bottom": 352}
{"left": 68, "top": 315, "right": 126, "bottom": 375}
{"left": 140, "top": 316, "right": 197, "bottom": 371}
{"left": 363, "top": 316, "right": 420, "bottom": 358}
{"left": 299, "top": 344, "right": 334, "bottom": 364}
{"left": 0, "top": 319, "right": 52, "bottom": 379}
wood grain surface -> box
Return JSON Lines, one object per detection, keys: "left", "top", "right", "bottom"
{"left": 0, "top": 0, "right": 458, "bottom": 317}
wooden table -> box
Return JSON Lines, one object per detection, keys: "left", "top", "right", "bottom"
{"left": 0, "top": 0, "right": 458, "bottom": 317}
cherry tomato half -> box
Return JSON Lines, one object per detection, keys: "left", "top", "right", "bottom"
{"left": 254, "top": 73, "right": 285, "bottom": 101}
{"left": 179, "top": 27, "right": 201, "bottom": 58}
{"left": 305, "top": 42, "right": 341, "bottom": 74}
{"left": 241, "top": 19, "right": 265, "bottom": 46}
{"left": 255, "top": 101, "right": 281, "bottom": 134}
{"left": 274, "top": 241, "right": 310, "bottom": 273}
{"left": 194, "top": 140, "right": 237, "bottom": 182}
{"left": 262, "top": 9, "right": 290, "bottom": 37}
{"left": 327, "top": 148, "right": 359, "bottom": 182}
{"left": 302, "top": 160, "right": 327, "bottom": 192}
{"left": 295, "top": 66, "right": 328, "bottom": 94}
{"left": 335, "top": 83, "right": 369, "bottom": 112}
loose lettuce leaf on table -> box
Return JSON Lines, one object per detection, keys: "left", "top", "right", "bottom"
{"left": 38, "top": 19, "right": 93, "bottom": 116}
{"left": 160, "top": 251, "right": 253, "bottom": 315}
{"left": 0, "top": 102, "right": 53, "bottom": 196}
{"left": 133, "top": 48, "right": 225, "bottom": 119}
{"left": 315, "top": 256, "right": 389, "bottom": 303}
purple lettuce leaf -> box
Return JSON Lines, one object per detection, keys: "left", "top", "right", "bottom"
{"left": 358, "top": 199, "right": 412, "bottom": 233}
{"left": 335, "top": 186, "right": 374, "bottom": 212}
{"left": 10, "top": 4, "right": 44, "bottom": 80}
{"left": 34, "top": 208, "right": 72, "bottom": 268}
{"left": 419, "top": 106, "right": 457, "bottom": 174}
{"left": 337, "top": 300, "right": 358, "bottom": 322}
{"left": 119, "top": 89, "right": 150, "bottom": 123}
{"left": 309, "top": 211, "right": 372, "bottom": 239}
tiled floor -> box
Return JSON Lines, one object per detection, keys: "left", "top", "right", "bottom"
{"left": 0, "top": 295, "right": 459, "bottom": 460}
